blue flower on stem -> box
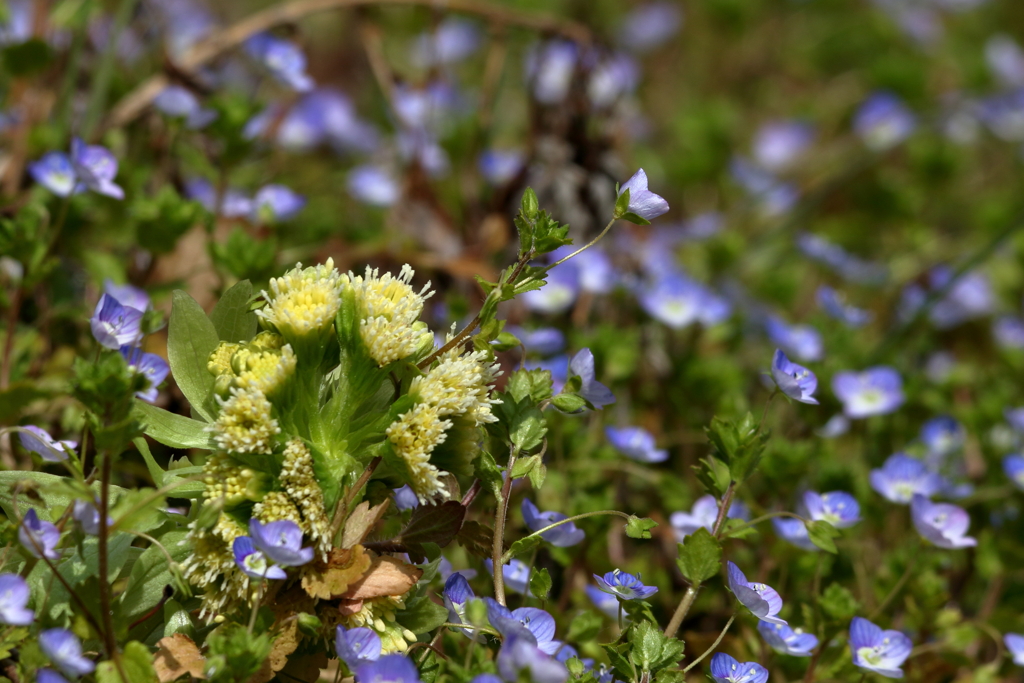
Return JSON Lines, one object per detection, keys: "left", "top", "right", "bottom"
{"left": 497, "top": 634, "right": 568, "bottom": 683}
{"left": 0, "top": 574, "right": 33, "bottom": 625}
{"left": 247, "top": 519, "right": 314, "bottom": 567}
{"left": 70, "top": 137, "right": 124, "bottom": 199}
{"left": 233, "top": 536, "right": 288, "bottom": 580}
{"left": 593, "top": 569, "right": 658, "bottom": 601}
{"left": 18, "top": 426, "right": 76, "bottom": 462}
{"left": 442, "top": 573, "right": 475, "bottom": 628}
{"left": 832, "top": 367, "right": 904, "bottom": 419}
{"left": 870, "top": 454, "right": 945, "bottom": 504}
{"left": 804, "top": 491, "right": 860, "bottom": 528}
{"left": 1004, "top": 633, "right": 1024, "bottom": 666}
{"left": 19, "top": 509, "right": 61, "bottom": 560}
{"left": 770, "top": 349, "right": 818, "bottom": 405}
{"left": 910, "top": 494, "right": 976, "bottom": 549}
{"left": 336, "top": 625, "right": 382, "bottom": 670}
{"left": 569, "top": 349, "right": 615, "bottom": 408}
{"left": 522, "top": 499, "right": 585, "bottom": 547}
{"left": 246, "top": 33, "right": 314, "bottom": 91}
{"left": 39, "top": 628, "right": 95, "bottom": 677}
{"left": 484, "top": 599, "right": 561, "bottom": 655}
{"left": 252, "top": 184, "right": 306, "bottom": 223}
{"left": 670, "top": 495, "right": 749, "bottom": 540}
{"left": 90, "top": 294, "right": 144, "bottom": 350}
{"left": 617, "top": 169, "right": 669, "bottom": 222}
{"left": 393, "top": 485, "right": 419, "bottom": 511}
{"left": 484, "top": 559, "right": 532, "bottom": 596}
{"left": 29, "top": 152, "right": 77, "bottom": 196}
{"left": 354, "top": 654, "right": 423, "bottom": 683}
{"left": 708, "top": 652, "right": 768, "bottom": 683}
{"left": 103, "top": 279, "right": 150, "bottom": 312}
{"left": 605, "top": 426, "right": 668, "bottom": 463}
{"left": 816, "top": 286, "right": 872, "bottom": 328}
{"left": 758, "top": 621, "right": 818, "bottom": 657}
{"left": 72, "top": 499, "right": 109, "bottom": 536}
{"left": 849, "top": 617, "right": 912, "bottom": 678}
{"left": 726, "top": 561, "right": 786, "bottom": 625}
{"left": 120, "top": 345, "right": 170, "bottom": 403}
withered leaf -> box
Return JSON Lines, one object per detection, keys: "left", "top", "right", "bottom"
{"left": 342, "top": 500, "right": 390, "bottom": 549}
{"left": 456, "top": 520, "right": 496, "bottom": 558}
{"left": 399, "top": 500, "right": 465, "bottom": 547}
{"left": 344, "top": 555, "right": 422, "bottom": 601}
{"left": 301, "top": 545, "right": 372, "bottom": 600}
{"left": 154, "top": 634, "right": 206, "bottom": 682}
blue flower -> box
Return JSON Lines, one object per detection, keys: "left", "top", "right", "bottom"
{"left": 758, "top": 621, "right": 818, "bottom": 657}
{"left": 484, "top": 559, "right": 532, "bottom": 596}
{"left": 573, "top": 248, "right": 618, "bottom": 295}
{"left": 153, "top": 85, "right": 217, "bottom": 128}
{"left": 36, "top": 669, "right": 69, "bottom": 683}
{"left": 994, "top": 316, "right": 1024, "bottom": 349}
{"left": 410, "top": 18, "right": 480, "bottom": 67}
{"left": 336, "top": 626, "right": 382, "bottom": 670}
{"left": 0, "top": 574, "right": 33, "bottom": 625}
{"left": 18, "top": 426, "right": 76, "bottom": 462}
{"left": 618, "top": 2, "right": 683, "bottom": 52}
{"left": 184, "top": 178, "right": 254, "bottom": 218}
{"left": 804, "top": 491, "right": 860, "bottom": 528}
{"left": 854, "top": 92, "right": 916, "bottom": 150}
{"left": 90, "top": 294, "right": 144, "bottom": 350}
{"left": 248, "top": 519, "right": 314, "bottom": 567}
{"left": 569, "top": 349, "right": 615, "bottom": 409}
{"left": 584, "top": 585, "right": 621, "bottom": 619}
{"left": 925, "top": 268, "right": 993, "bottom": 329}
{"left": 832, "top": 367, "right": 904, "bottom": 419}
{"left": 708, "top": 653, "right": 768, "bottom": 683}
{"left": 1003, "top": 455, "right": 1024, "bottom": 490}
{"left": 347, "top": 165, "right": 401, "bottom": 207}
{"left": 103, "top": 279, "right": 150, "bottom": 312}
{"left": 29, "top": 152, "right": 77, "bottom": 196}
{"left": 986, "top": 35, "right": 1024, "bottom": 88}
{"left": 816, "top": 414, "right": 850, "bottom": 439}
{"left": 588, "top": 53, "right": 640, "bottom": 108}
{"left": 730, "top": 157, "right": 799, "bottom": 218}
{"left": 497, "top": 634, "right": 568, "bottom": 683}
{"left": 670, "top": 495, "right": 749, "bottom": 540}
{"left": 120, "top": 346, "right": 170, "bottom": 403}
{"left": 252, "top": 185, "right": 306, "bottom": 223}
{"left": 442, "top": 573, "right": 475, "bottom": 628}
{"left": 593, "top": 569, "right": 658, "bottom": 601}
{"left": 726, "top": 561, "right": 786, "bottom": 625}
{"left": 910, "top": 494, "right": 976, "bottom": 549}
{"left": 478, "top": 149, "right": 525, "bottom": 186}
{"left": 753, "top": 120, "right": 814, "bottom": 172}
{"left": 521, "top": 264, "right": 579, "bottom": 314}
{"left": 72, "top": 499, "right": 109, "bottom": 536}
{"left": 605, "top": 426, "right": 668, "bottom": 463}
{"left": 1004, "top": 633, "right": 1024, "bottom": 666}
{"left": 522, "top": 499, "right": 585, "bottom": 547}
{"left": 40, "top": 628, "right": 95, "bottom": 677}
{"left": 765, "top": 317, "right": 822, "bottom": 363}
{"left": 471, "top": 676, "right": 504, "bottom": 683}
{"left": 770, "top": 350, "right": 819, "bottom": 405}
{"left": 920, "top": 415, "right": 964, "bottom": 461}
{"left": 70, "top": 138, "right": 124, "bottom": 199}
{"left": 19, "top": 509, "right": 61, "bottom": 560}
{"left": 795, "top": 233, "right": 887, "bottom": 284}
{"left": 246, "top": 33, "right": 314, "bottom": 91}
{"left": 438, "top": 556, "right": 476, "bottom": 581}
{"left": 354, "top": 654, "right": 422, "bottom": 683}
{"left": 508, "top": 326, "right": 565, "bottom": 357}
{"left": 816, "top": 286, "right": 872, "bottom": 328}
{"left": 527, "top": 40, "right": 578, "bottom": 105}
{"left": 849, "top": 617, "right": 912, "bottom": 679}
{"left": 393, "top": 485, "right": 419, "bottom": 511}
{"left": 772, "top": 517, "right": 817, "bottom": 551}
{"left": 484, "top": 599, "right": 561, "bottom": 655}
{"left": 618, "top": 169, "right": 670, "bottom": 222}
{"left": 233, "top": 536, "right": 288, "bottom": 580}
{"left": 638, "top": 274, "right": 731, "bottom": 330}
{"left": 870, "top": 454, "right": 945, "bottom": 504}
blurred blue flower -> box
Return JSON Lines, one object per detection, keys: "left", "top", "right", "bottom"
{"left": 1003, "top": 455, "right": 1024, "bottom": 490}
{"left": 246, "top": 33, "right": 314, "bottom": 91}
{"left": 619, "top": 169, "right": 670, "bottom": 221}
{"left": 588, "top": 53, "right": 640, "bottom": 108}
{"left": 1004, "top": 633, "right": 1024, "bottom": 666}
{"left": 832, "top": 367, "right": 904, "bottom": 419}
{"left": 522, "top": 499, "right": 585, "bottom": 547}
{"left": 0, "top": 0, "right": 32, "bottom": 46}
{"left": 72, "top": 499, "right": 109, "bottom": 536}
{"left": 91, "top": 294, "right": 144, "bottom": 350}
{"left": 912, "top": 267, "right": 994, "bottom": 329}
{"left": 0, "top": 574, "right": 33, "bottom": 625}
{"left": 336, "top": 626, "right": 381, "bottom": 670}
{"left": 870, "top": 454, "right": 945, "bottom": 504}
{"left": 521, "top": 263, "right": 580, "bottom": 314}
{"left": 20, "top": 509, "right": 61, "bottom": 560}
{"left": 120, "top": 346, "right": 170, "bottom": 403}
{"left": 248, "top": 519, "right": 313, "bottom": 567}
{"left": 795, "top": 233, "right": 887, "bottom": 284}
{"left": 153, "top": 85, "right": 217, "bottom": 128}
{"left": 393, "top": 485, "right": 419, "bottom": 511}
{"left": 438, "top": 556, "right": 476, "bottom": 581}
{"left": 770, "top": 349, "right": 819, "bottom": 404}
{"left": 817, "top": 286, "right": 872, "bottom": 327}
{"left": 994, "top": 316, "right": 1024, "bottom": 349}
{"left": 593, "top": 569, "right": 658, "bottom": 601}
{"left": 753, "top": 120, "right": 814, "bottom": 171}
{"left": 986, "top": 35, "right": 1024, "bottom": 88}
{"left": 347, "top": 165, "right": 401, "bottom": 207}
{"left": 184, "top": 178, "right": 254, "bottom": 218}
{"left": 574, "top": 248, "right": 618, "bottom": 294}
{"left": 1006, "top": 407, "right": 1024, "bottom": 433}
{"left": 569, "top": 349, "right": 615, "bottom": 408}
{"left": 854, "top": 92, "right": 916, "bottom": 150}
{"left": 355, "top": 654, "right": 423, "bottom": 683}
{"left": 247, "top": 89, "right": 379, "bottom": 153}
{"left": 765, "top": 317, "right": 823, "bottom": 363}
{"left": 849, "top": 617, "right": 912, "bottom": 678}
{"left": 232, "top": 536, "right": 287, "bottom": 580}
{"left": 773, "top": 517, "right": 817, "bottom": 551}
{"left": 817, "top": 413, "right": 850, "bottom": 439}
{"left": 604, "top": 426, "right": 668, "bottom": 463}
{"left": 508, "top": 326, "right": 565, "bottom": 357}
{"left": 29, "top": 152, "right": 77, "bottom": 196}
{"left": 758, "top": 621, "right": 818, "bottom": 657}
{"left": 18, "top": 426, "right": 75, "bottom": 462}
{"left": 910, "top": 494, "right": 976, "bottom": 549}
{"left": 40, "top": 628, "right": 95, "bottom": 678}
{"left": 485, "top": 599, "right": 561, "bottom": 655}
{"left": 484, "top": 559, "right": 532, "bottom": 596}
{"left": 70, "top": 138, "right": 124, "bottom": 199}
{"left": 920, "top": 416, "right": 964, "bottom": 459}
{"left": 670, "top": 494, "right": 749, "bottom": 540}
{"left": 730, "top": 157, "right": 799, "bottom": 217}
{"left": 36, "top": 669, "right": 69, "bottom": 683}
{"left": 618, "top": 2, "right": 683, "bottom": 52}
{"left": 252, "top": 184, "right": 306, "bottom": 223}
{"left": 804, "top": 491, "right": 860, "bottom": 528}
{"left": 479, "top": 149, "right": 525, "bottom": 185}
{"left": 497, "top": 634, "right": 568, "bottom": 683}
{"left": 585, "top": 585, "right": 620, "bottom": 619}
{"left": 638, "top": 274, "right": 731, "bottom": 329}
{"left": 411, "top": 18, "right": 480, "bottom": 67}
{"left": 726, "top": 561, "right": 786, "bottom": 625}
{"left": 471, "top": 676, "right": 504, "bottom": 683}
{"left": 709, "top": 652, "right": 768, "bottom": 683}
{"left": 978, "top": 90, "right": 1024, "bottom": 142}
{"left": 527, "top": 40, "right": 578, "bottom": 104}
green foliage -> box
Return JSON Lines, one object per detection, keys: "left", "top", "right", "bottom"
{"left": 676, "top": 528, "right": 722, "bottom": 582}
{"left": 96, "top": 641, "right": 158, "bottom": 683}
{"left": 807, "top": 520, "right": 842, "bottom": 554}
{"left": 204, "top": 624, "right": 273, "bottom": 683}
{"left": 529, "top": 567, "right": 552, "bottom": 599}
{"left": 130, "top": 186, "right": 205, "bottom": 254}
{"left": 704, "top": 413, "right": 770, "bottom": 486}
{"left": 166, "top": 290, "right": 221, "bottom": 422}
{"left": 625, "top": 516, "right": 658, "bottom": 539}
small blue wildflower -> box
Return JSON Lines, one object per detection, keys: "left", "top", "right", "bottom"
{"left": 484, "top": 559, "right": 532, "bottom": 596}
{"left": 920, "top": 416, "right": 964, "bottom": 459}
{"left": 347, "top": 165, "right": 401, "bottom": 207}
{"left": 726, "top": 561, "right": 786, "bottom": 625}
{"left": 393, "top": 485, "right": 419, "bottom": 511}
{"left": 730, "top": 157, "right": 799, "bottom": 217}
{"left": 232, "top": 536, "right": 287, "bottom": 580}
{"left": 638, "top": 274, "right": 731, "bottom": 329}
{"left": 986, "top": 35, "right": 1024, "bottom": 88}
{"left": 355, "top": 654, "right": 423, "bottom": 683}
{"left": 910, "top": 494, "right": 976, "bottom": 549}
{"left": 585, "top": 585, "right": 621, "bottom": 619}
{"left": 604, "top": 426, "right": 668, "bottom": 463}
{"left": 442, "top": 573, "right": 475, "bottom": 627}
{"left": 870, "top": 454, "right": 945, "bottom": 504}
{"left": 670, "top": 495, "right": 750, "bottom": 540}
{"left": 397, "top": 130, "right": 450, "bottom": 178}
{"left": 758, "top": 621, "right": 818, "bottom": 657}
{"left": 817, "top": 414, "right": 850, "bottom": 439}
{"left": 832, "top": 367, "right": 904, "bottom": 419}
{"left": 29, "top": 152, "right": 77, "bottom": 196}
{"left": 708, "top": 653, "right": 768, "bottom": 683}
{"left": 521, "top": 263, "right": 579, "bottom": 314}
{"left": 19, "top": 509, "right": 61, "bottom": 561}
{"left": 485, "top": 599, "right": 561, "bottom": 655}
{"left": 103, "top": 279, "right": 149, "bottom": 312}
{"left": 572, "top": 247, "right": 617, "bottom": 295}
{"left": 795, "top": 233, "right": 887, "bottom": 284}
{"left": 527, "top": 40, "right": 578, "bottom": 105}
{"left": 18, "top": 426, "right": 75, "bottom": 462}
{"left": 593, "top": 569, "right": 658, "bottom": 601}
{"left": 40, "top": 628, "right": 95, "bottom": 677}
{"left": 926, "top": 268, "right": 994, "bottom": 329}
{"left": 479, "top": 149, "right": 525, "bottom": 185}
{"left": 770, "top": 349, "right": 819, "bottom": 405}
{"left": 70, "top": 138, "right": 124, "bottom": 199}
{"left": 248, "top": 519, "right": 314, "bottom": 567}
{"left": 978, "top": 90, "right": 1024, "bottom": 142}
{"left": 508, "top": 326, "right": 565, "bottom": 357}
{"left": 1004, "top": 633, "right": 1024, "bottom": 666}
{"left": 497, "top": 634, "right": 569, "bottom": 683}
{"left": 184, "top": 178, "right": 253, "bottom": 218}
{"left": 804, "top": 491, "right": 860, "bottom": 528}
{"left": 120, "top": 346, "right": 170, "bottom": 403}
{"left": 153, "top": 85, "right": 217, "bottom": 128}
{"left": 1003, "top": 455, "right": 1024, "bottom": 490}
{"left": 91, "top": 294, "right": 144, "bottom": 350}
{"left": 854, "top": 92, "right": 916, "bottom": 150}
{"left": 522, "top": 499, "right": 585, "bottom": 547}
{"left": 410, "top": 18, "right": 480, "bottom": 67}
{"left": 588, "top": 53, "right": 640, "bottom": 108}
{"left": 245, "top": 33, "right": 314, "bottom": 91}
{"left": 72, "top": 499, "right": 109, "bottom": 536}
{"left": 753, "top": 120, "right": 814, "bottom": 171}
{"left": 773, "top": 516, "right": 817, "bottom": 551}
{"left": 765, "top": 317, "right": 823, "bottom": 363}
{"left": 816, "top": 286, "right": 872, "bottom": 327}
{"left": 569, "top": 349, "right": 615, "bottom": 408}
{"left": 336, "top": 626, "right": 381, "bottom": 670}
{"left": 618, "top": 2, "right": 683, "bottom": 52}
{"left": 618, "top": 169, "right": 670, "bottom": 222}
{"left": 471, "top": 676, "right": 504, "bottom": 683}
{"left": 438, "top": 556, "right": 476, "bottom": 581}
{"left": 849, "top": 617, "right": 912, "bottom": 679}
{"left": 994, "top": 316, "right": 1024, "bottom": 349}
{"left": 0, "top": 574, "right": 33, "bottom": 625}
{"left": 252, "top": 184, "right": 306, "bottom": 223}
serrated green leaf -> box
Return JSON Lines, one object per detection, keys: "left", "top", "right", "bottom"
{"left": 529, "top": 567, "right": 552, "bottom": 600}
{"left": 629, "top": 620, "right": 665, "bottom": 671}
{"left": 551, "top": 393, "right": 588, "bottom": 413}
{"left": 807, "top": 520, "right": 841, "bottom": 554}
{"left": 167, "top": 290, "right": 220, "bottom": 422}
{"left": 506, "top": 369, "right": 554, "bottom": 403}
{"left": 694, "top": 454, "right": 731, "bottom": 498}
{"left": 625, "top": 516, "right": 658, "bottom": 539}
{"left": 506, "top": 534, "right": 544, "bottom": 559}
{"left": 209, "top": 279, "right": 257, "bottom": 343}
{"left": 676, "top": 527, "right": 721, "bottom": 582}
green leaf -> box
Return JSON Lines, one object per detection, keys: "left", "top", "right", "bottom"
{"left": 807, "top": 520, "right": 841, "bottom": 554}
{"left": 508, "top": 404, "right": 546, "bottom": 452}
{"left": 625, "top": 516, "right": 658, "bottom": 539}
{"left": 629, "top": 620, "right": 664, "bottom": 671}
{"left": 209, "top": 279, "right": 257, "bottom": 343}
{"left": 602, "top": 643, "right": 636, "bottom": 683}
{"left": 614, "top": 188, "right": 631, "bottom": 219}
{"left": 474, "top": 450, "right": 504, "bottom": 500}
{"left": 529, "top": 567, "right": 552, "bottom": 600}
{"left": 676, "top": 528, "right": 721, "bottom": 582}
{"left": 566, "top": 610, "right": 603, "bottom": 641}
{"left": 167, "top": 290, "right": 220, "bottom": 422}
{"left": 396, "top": 594, "right": 450, "bottom": 634}
{"left": 821, "top": 583, "right": 859, "bottom": 622}
{"left": 620, "top": 211, "right": 652, "bottom": 226}
{"left": 0, "top": 471, "right": 125, "bottom": 521}
{"left": 1, "top": 39, "right": 53, "bottom": 77}
{"left": 506, "top": 369, "right": 553, "bottom": 403}
{"left": 510, "top": 454, "right": 546, "bottom": 489}
{"left": 505, "top": 534, "right": 544, "bottom": 560}
{"left": 705, "top": 414, "right": 769, "bottom": 484}
{"left": 551, "top": 393, "right": 588, "bottom": 413}
{"left": 120, "top": 530, "right": 191, "bottom": 622}
{"left": 693, "top": 455, "right": 731, "bottom": 498}
{"left": 96, "top": 640, "right": 158, "bottom": 683}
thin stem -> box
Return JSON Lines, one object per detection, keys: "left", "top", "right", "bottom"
{"left": 681, "top": 615, "right": 735, "bottom": 673}
{"left": 549, "top": 218, "right": 617, "bottom": 270}
{"left": 248, "top": 578, "right": 266, "bottom": 634}
{"left": 81, "top": 0, "right": 138, "bottom": 140}
{"left": 97, "top": 450, "right": 127, "bottom": 679}
{"left": 441, "top": 622, "right": 500, "bottom": 637}
{"left": 617, "top": 601, "right": 624, "bottom": 632}
{"left": 331, "top": 456, "right": 383, "bottom": 541}
{"left": 723, "top": 511, "right": 809, "bottom": 539}
{"left": 869, "top": 552, "right": 919, "bottom": 620}
{"left": 500, "top": 510, "right": 632, "bottom": 564}
{"left": 492, "top": 447, "right": 518, "bottom": 606}
{"left": 710, "top": 483, "right": 736, "bottom": 538}
{"left": 664, "top": 583, "right": 700, "bottom": 639}
{"left": 109, "top": 475, "right": 205, "bottom": 533}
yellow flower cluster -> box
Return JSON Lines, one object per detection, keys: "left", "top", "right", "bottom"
{"left": 325, "top": 596, "right": 417, "bottom": 654}
{"left": 202, "top": 453, "right": 260, "bottom": 505}
{"left": 279, "top": 439, "right": 332, "bottom": 557}
{"left": 386, "top": 404, "right": 451, "bottom": 502}
{"left": 211, "top": 387, "right": 280, "bottom": 454}
{"left": 208, "top": 331, "right": 297, "bottom": 398}
{"left": 349, "top": 264, "right": 434, "bottom": 366}
{"left": 180, "top": 515, "right": 249, "bottom": 618}
{"left": 257, "top": 258, "right": 345, "bottom": 340}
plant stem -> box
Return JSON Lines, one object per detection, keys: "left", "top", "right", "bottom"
{"left": 81, "top": 0, "right": 138, "bottom": 140}
{"left": 722, "top": 511, "right": 809, "bottom": 539}
{"left": 681, "top": 615, "right": 735, "bottom": 672}
{"left": 710, "top": 483, "right": 736, "bottom": 538}
{"left": 869, "top": 552, "right": 919, "bottom": 620}
{"left": 664, "top": 583, "right": 700, "bottom": 639}
{"left": 492, "top": 447, "right": 518, "bottom": 606}
{"left": 500, "top": 510, "right": 633, "bottom": 564}
{"left": 97, "top": 450, "right": 127, "bottom": 679}
{"left": 248, "top": 578, "right": 265, "bottom": 634}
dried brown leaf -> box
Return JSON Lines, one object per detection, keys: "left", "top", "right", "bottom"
{"left": 301, "top": 545, "right": 372, "bottom": 600}
{"left": 343, "top": 555, "right": 422, "bottom": 601}
{"left": 154, "top": 634, "right": 206, "bottom": 682}
{"left": 342, "top": 500, "right": 390, "bottom": 549}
